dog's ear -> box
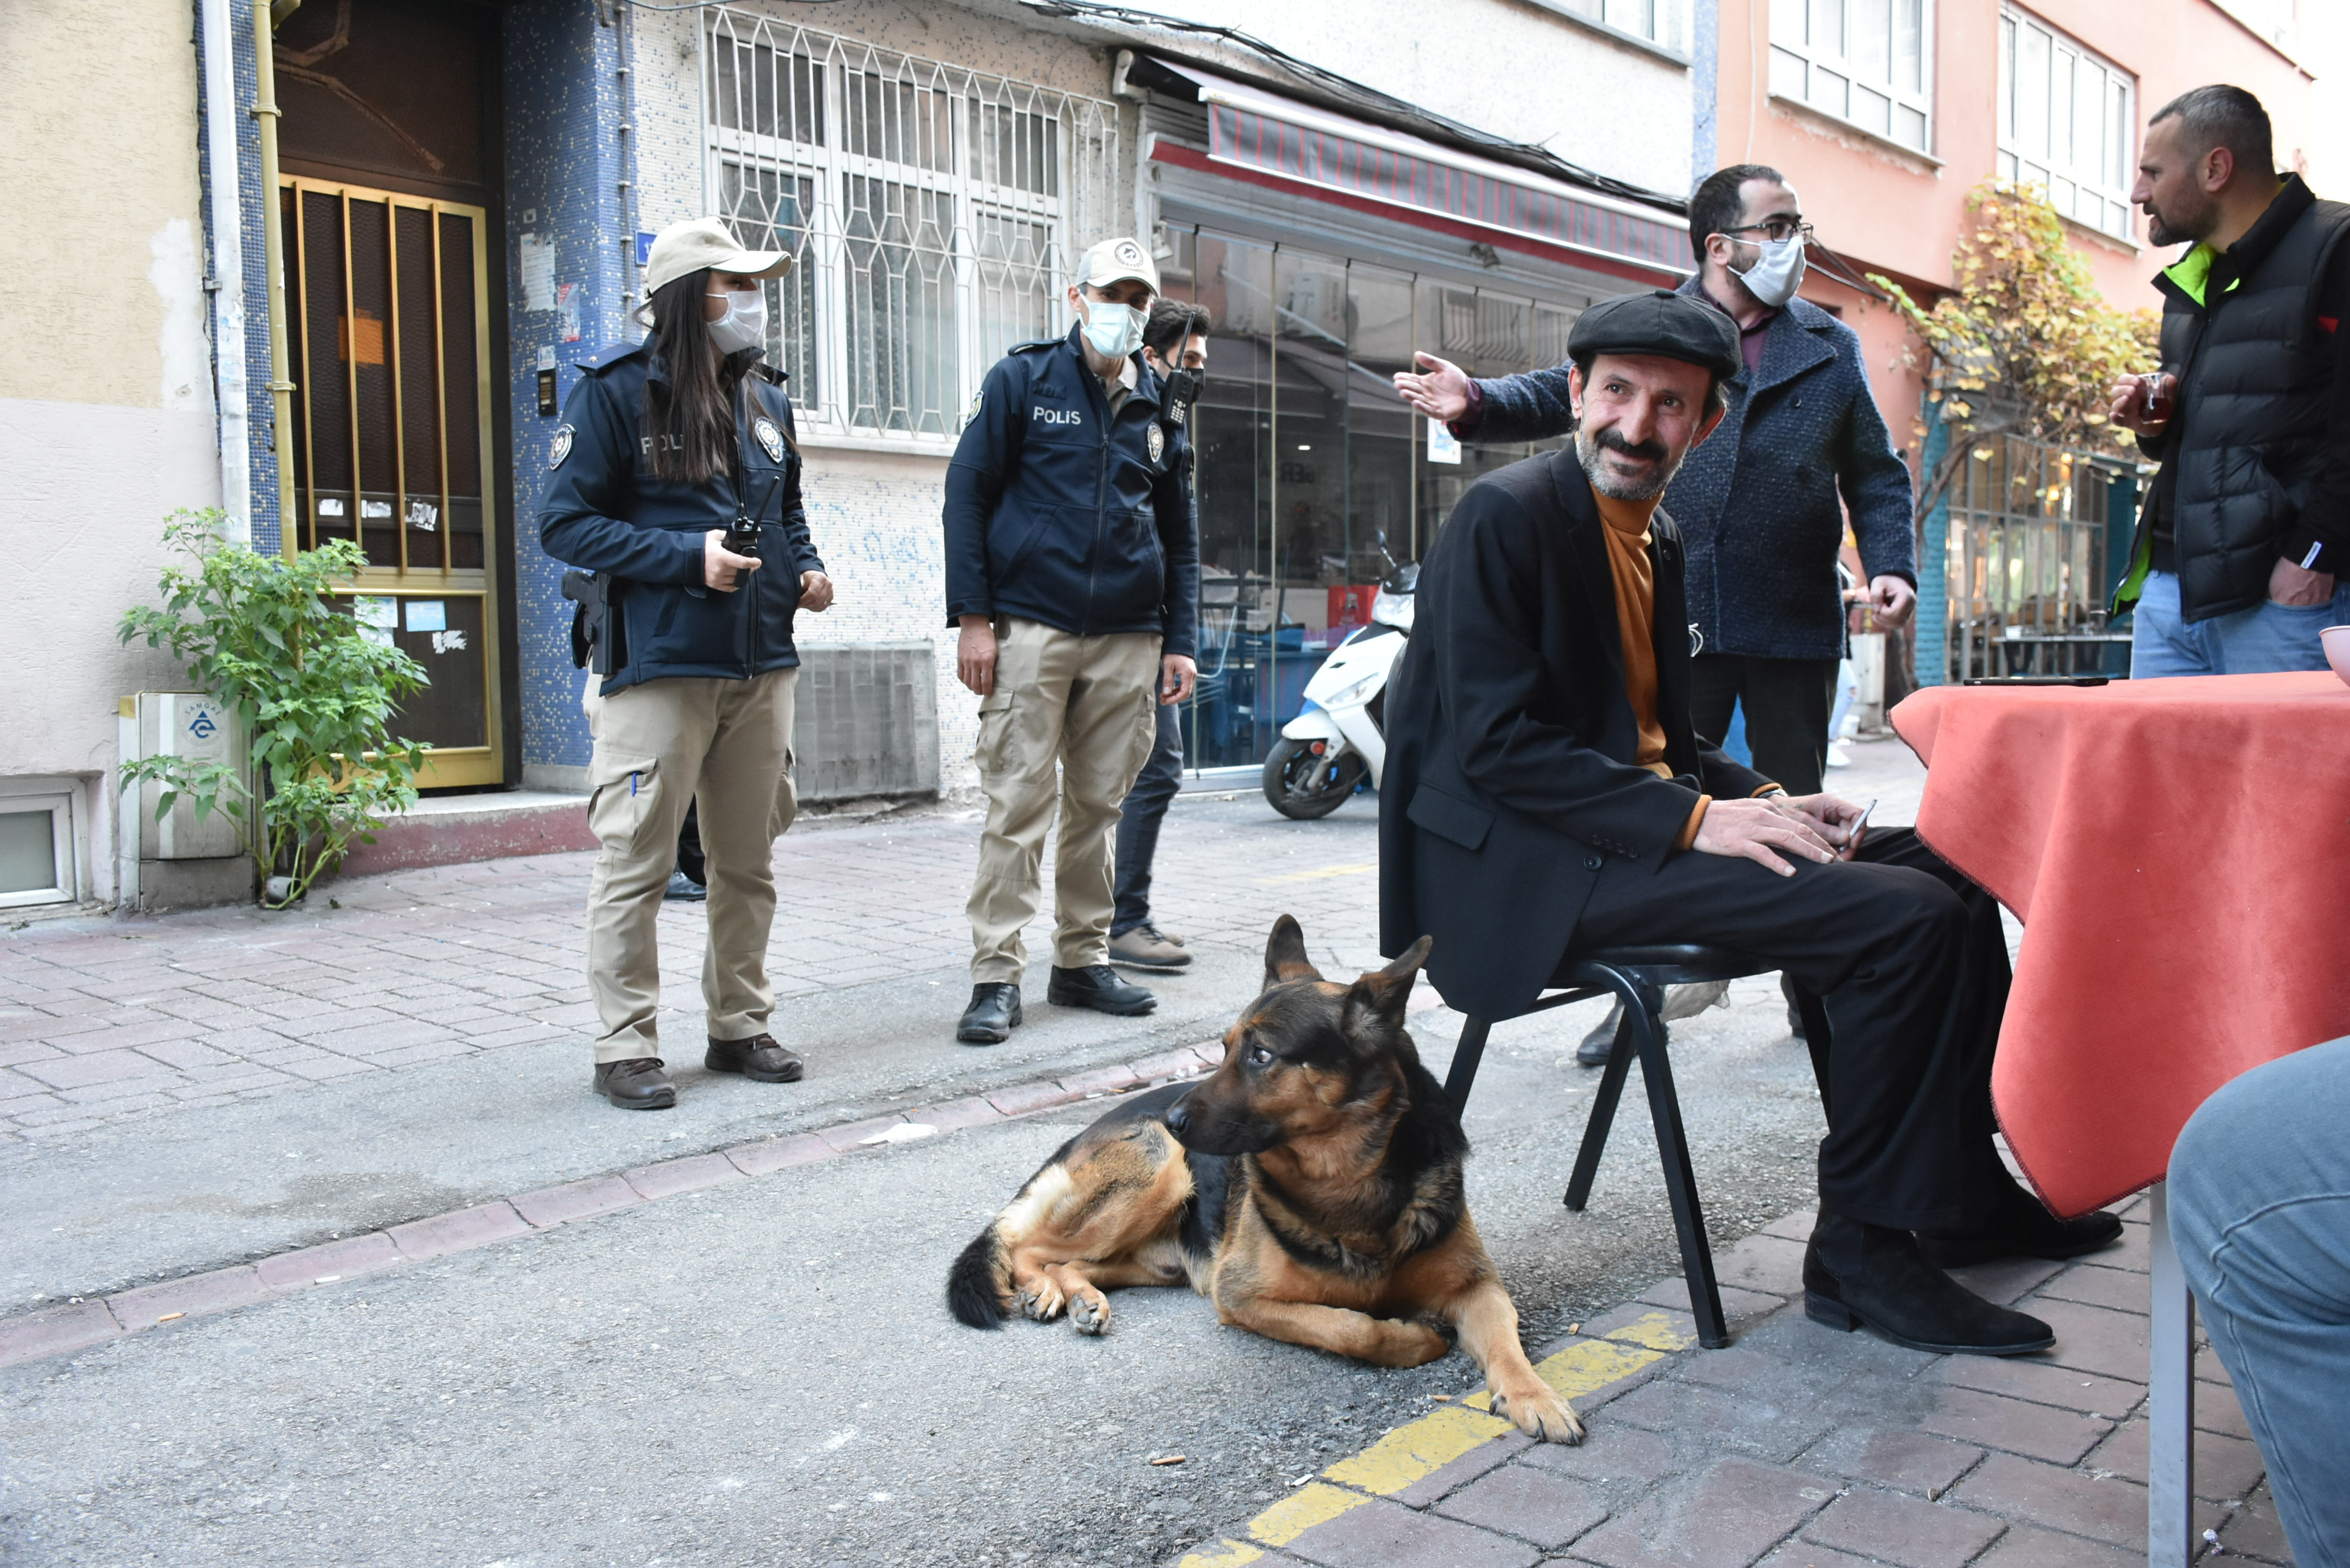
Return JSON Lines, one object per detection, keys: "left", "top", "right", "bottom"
{"left": 1343, "top": 937, "right": 1431, "bottom": 1035}
{"left": 1262, "top": 914, "right": 1320, "bottom": 990}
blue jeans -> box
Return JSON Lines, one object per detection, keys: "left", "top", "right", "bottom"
{"left": 1110, "top": 701, "right": 1182, "bottom": 937}
{"left": 2129, "top": 568, "right": 2350, "bottom": 677}
{"left": 2168, "top": 1035, "right": 2350, "bottom": 1567}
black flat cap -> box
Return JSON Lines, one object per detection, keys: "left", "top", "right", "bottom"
{"left": 1566, "top": 289, "right": 1740, "bottom": 382}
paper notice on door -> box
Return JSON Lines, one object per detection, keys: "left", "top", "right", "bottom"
{"left": 354, "top": 595, "right": 399, "bottom": 647}
{"left": 520, "top": 233, "right": 556, "bottom": 312}
{"left": 557, "top": 281, "right": 583, "bottom": 343}
{"left": 1427, "top": 418, "right": 1462, "bottom": 465}
{"left": 404, "top": 600, "right": 447, "bottom": 633}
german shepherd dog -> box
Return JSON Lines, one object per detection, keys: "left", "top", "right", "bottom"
{"left": 946, "top": 916, "right": 1582, "bottom": 1444}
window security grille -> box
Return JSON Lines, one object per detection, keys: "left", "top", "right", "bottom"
{"left": 704, "top": 11, "right": 1121, "bottom": 439}
{"left": 1998, "top": 7, "right": 2136, "bottom": 243}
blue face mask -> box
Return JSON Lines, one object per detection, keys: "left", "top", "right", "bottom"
{"left": 1079, "top": 298, "right": 1145, "bottom": 361}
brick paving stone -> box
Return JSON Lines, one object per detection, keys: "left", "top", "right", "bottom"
{"left": 1056, "top": 1062, "right": 1144, "bottom": 1098}
{"left": 2195, "top": 1344, "right": 2233, "bottom": 1387}
{"left": 1604, "top": 1381, "right": 1836, "bottom": 1467}
{"left": 987, "top": 1078, "right": 1081, "bottom": 1117}
{"left": 1634, "top": 1276, "right": 1789, "bottom": 1329}
{"left": 917, "top": 1094, "right": 1008, "bottom": 1133}
{"left": 2193, "top": 1379, "right": 2253, "bottom": 1441}
{"left": 624, "top": 1153, "right": 746, "bottom": 1201}
{"left": 109, "top": 1266, "right": 280, "bottom": 1329}
{"left": 364, "top": 1040, "right": 477, "bottom": 1070}
{"left": 2214, "top": 1482, "right": 2296, "bottom": 1565}
{"left": 14, "top": 1049, "right": 177, "bottom": 1091}
{"left": 1387, "top": 1431, "right": 1531, "bottom": 1509}
{"left": 2028, "top": 1262, "right": 2146, "bottom": 1316}
{"left": 1432, "top": 1465, "right": 1608, "bottom": 1549}
{"left": 1966, "top": 1524, "right": 2145, "bottom": 1568}
{"left": 1947, "top": 1452, "right": 2151, "bottom": 1550}
{"left": 726, "top": 1133, "right": 836, "bottom": 1176}
{"left": 254, "top": 1233, "right": 404, "bottom": 1290}
{"left": 1278, "top": 1494, "right": 1540, "bottom": 1568}
{"left": 1929, "top": 1355, "right": 2142, "bottom": 1420}
{"left": 1515, "top": 1423, "right": 1676, "bottom": 1489}
{"left": 1750, "top": 1541, "right": 1884, "bottom": 1568}
{"left": 387, "top": 1202, "right": 533, "bottom": 1262}
{"left": 1939, "top": 1255, "right": 2063, "bottom": 1307}
{"left": 129, "top": 1038, "right": 239, "bottom": 1071}
{"left": 2028, "top": 1299, "right": 2159, "bottom": 1383}
{"left": 0, "top": 1041, "right": 69, "bottom": 1068}
{"left": 1797, "top": 1427, "right": 1983, "bottom": 1498}
{"left": 510, "top": 1175, "right": 644, "bottom": 1228}
{"left": 0, "top": 1301, "right": 122, "bottom": 1368}
{"left": 1723, "top": 1310, "right": 1939, "bottom": 1383}
{"left": 1917, "top": 1386, "right": 2113, "bottom": 1466}
{"left": 19, "top": 1117, "right": 113, "bottom": 1140}
{"left": 1802, "top": 1488, "right": 2007, "bottom": 1568}
{"left": 57, "top": 1088, "right": 176, "bottom": 1114}
{"left": 271, "top": 1056, "right": 379, "bottom": 1082}
{"left": 2080, "top": 1419, "right": 2266, "bottom": 1501}
{"left": 2073, "top": 1221, "right": 2151, "bottom": 1276}
{"left": 1710, "top": 1233, "right": 1808, "bottom": 1297}
{"left": 1572, "top": 1457, "right": 1834, "bottom": 1568}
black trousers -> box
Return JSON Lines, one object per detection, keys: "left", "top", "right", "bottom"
{"left": 1575, "top": 827, "right": 2009, "bottom": 1233}
{"left": 1111, "top": 701, "right": 1183, "bottom": 937}
{"left": 1689, "top": 653, "right": 1839, "bottom": 797}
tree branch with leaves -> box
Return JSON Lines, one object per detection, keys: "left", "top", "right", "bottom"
{"left": 1870, "top": 181, "right": 2159, "bottom": 529}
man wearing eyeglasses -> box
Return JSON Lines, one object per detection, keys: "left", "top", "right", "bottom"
{"left": 1397, "top": 164, "right": 1916, "bottom": 1058}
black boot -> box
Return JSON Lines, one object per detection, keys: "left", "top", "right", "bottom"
{"left": 593, "top": 1057, "right": 676, "bottom": 1111}
{"left": 957, "top": 984, "right": 1022, "bottom": 1045}
{"left": 1046, "top": 964, "right": 1156, "bottom": 1017}
{"left": 1804, "top": 1210, "right": 2054, "bottom": 1356}
{"left": 1918, "top": 1172, "right": 2124, "bottom": 1267}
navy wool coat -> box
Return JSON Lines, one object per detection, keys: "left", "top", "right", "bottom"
{"left": 1464, "top": 279, "right": 1916, "bottom": 661}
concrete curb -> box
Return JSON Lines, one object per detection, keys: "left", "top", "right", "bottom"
{"left": 0, "top": 1042, "right": 1222, "bottom": 1371}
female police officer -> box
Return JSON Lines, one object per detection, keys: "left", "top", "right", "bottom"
{"left": 542, "top": 217, "right": 834, "bottom": 1111}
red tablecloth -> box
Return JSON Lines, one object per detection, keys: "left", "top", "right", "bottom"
{"left": 1893, "top": 671, "right": 2350, "bottom": 1217}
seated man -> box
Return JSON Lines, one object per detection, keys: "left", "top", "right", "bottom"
{"left": 1379, "top": 291, "right": 2116, "bottom": 1356}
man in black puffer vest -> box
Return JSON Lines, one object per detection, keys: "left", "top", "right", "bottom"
{"left": 2111, "top": 85, "right": 2350, "bottom": 675}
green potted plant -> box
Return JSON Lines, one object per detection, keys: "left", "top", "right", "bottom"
{"left": 119, "top": 509, "right": 432, "bottom": 909}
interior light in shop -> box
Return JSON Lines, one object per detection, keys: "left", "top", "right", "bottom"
{"left": 1296, "top": 444, "right": 1311, "bottom": 451}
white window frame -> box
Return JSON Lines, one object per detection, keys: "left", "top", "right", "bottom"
{"left": 1997, "top": 6, "right": 2137, "bottom": 244}
{"left": 701, "top": 10, "right": 1120, "bottom": 442}
{"left": 1769, "top": 0, "right": 1936, "bottom": 156}
{"left": 1534, "top": 0, "right": 1690, "bottom": 57}
{"left": 0, "top": 791, "right": 75, "bottom": 909}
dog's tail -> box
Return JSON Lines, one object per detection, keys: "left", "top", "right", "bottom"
{"left": 947, "top": 1221, "right": 1011, "bottom": 1328}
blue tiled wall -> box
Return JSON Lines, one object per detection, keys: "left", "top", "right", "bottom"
{"left": 505, "top": 0, "right": 633, "bottom": 773}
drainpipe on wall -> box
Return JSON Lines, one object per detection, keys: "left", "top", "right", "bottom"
{"left": 255, "top": 0, "right": 298, "bottom": 555}
{"left": 200, "top": 0, "right": 251, "bottom": 547}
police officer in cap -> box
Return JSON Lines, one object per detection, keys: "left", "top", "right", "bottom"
{"left": 543, "top": 216, "right": 834, "bottom": 1110}
{"left": 945, "top": 237, "right": 1201, "bottom": 1043}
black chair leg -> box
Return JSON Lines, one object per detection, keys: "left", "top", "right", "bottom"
{"left": 1444, "top": 1017, "right": 1492, "bottom": 1115}
{"left": 1629, "top": 993, "right": 1731, "bottom": 1349}
{"left": 1565, "top": 984, "right": 1642, "bottom": 1211}
{"left": 1795, "top": 989, "right": 1833, "bottom": 1120}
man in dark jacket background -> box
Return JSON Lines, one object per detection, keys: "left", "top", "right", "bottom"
{"left": 2109, "top": 85, "right": 2350, "bottom": 673}
{"left": 943, "top": 238, "right": 1201, "bottom": 1044}
{"left": 1382, "top": 290, "right": 2115, "bottom": 1362}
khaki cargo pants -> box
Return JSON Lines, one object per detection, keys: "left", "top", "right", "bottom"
{"left": 581, "top": 667, "right": 798, "bottom": 1064}
{"left": 969, "top": 617, "right": 1161, "bottom": 983}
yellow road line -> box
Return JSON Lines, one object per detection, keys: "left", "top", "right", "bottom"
{"left": 1245, "top": 1481, "right": 1371, "bottom": 1546}
{"left": 1322, "top": 1403, "right": 1514, "bottom": 1494}
{"left": 1174, "top": 1540, "right": 1264, "bottom": 1568}
{"left": 1254, "top": 861, "right": 1378, "bottom": 885}
{"left": 1596, "top": 1309, "right": 1701, "bottom": 1353}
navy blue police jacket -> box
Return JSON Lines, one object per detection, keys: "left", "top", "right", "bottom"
{"left": 942, "top": 324, "right": 1200, "bottom": 658}
{"left": 539, "top": 340, "right": 824, "bottom": 696}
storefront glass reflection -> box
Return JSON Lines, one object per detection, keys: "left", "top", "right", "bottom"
{"left": 1164, "top": 227, "right": 1583, "bottom": 772}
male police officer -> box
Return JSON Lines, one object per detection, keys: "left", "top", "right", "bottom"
{"left": 944, "top": 238, "right": 1201, "bottom": 1044}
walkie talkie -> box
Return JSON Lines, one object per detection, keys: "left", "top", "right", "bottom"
{"left": 721, "top": 516, "right": 763, "bottom": 560}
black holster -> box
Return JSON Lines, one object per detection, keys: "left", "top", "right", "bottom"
{"left": 561, "top": 569, "right": 613, "bottom": 675}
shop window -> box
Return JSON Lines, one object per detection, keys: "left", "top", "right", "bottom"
{"left": 704, "top": 11, "right": 1119, "bottom": 438}
{"left": 1769, "top": 0, "right": 1933, "bottom": 155}
{"left": 1997, "top": 7, "right": 2136, "bottom": 243}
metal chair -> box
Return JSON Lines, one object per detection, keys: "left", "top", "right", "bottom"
{"left": 1442, "top": 946, "right": 1833, "bottom": 1348}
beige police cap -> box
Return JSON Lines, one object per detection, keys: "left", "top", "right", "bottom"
{"left": 1075, "top": 235, "right": 1160, "bottom": 294}
{"left": 642, "top": 216, "right": 791, "bottom": 296}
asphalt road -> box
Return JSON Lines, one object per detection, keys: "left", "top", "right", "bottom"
{"left": 1, "top": 741, "right": 1931, "bottom": 1565}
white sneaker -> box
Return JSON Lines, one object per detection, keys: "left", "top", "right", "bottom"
{"left": 1826, "top": 743, "right": 1853, "bottom": 768}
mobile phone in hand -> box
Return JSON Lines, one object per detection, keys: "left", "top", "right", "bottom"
{"left": 1841, "top": 798, "right": 1877, "bottom": 861}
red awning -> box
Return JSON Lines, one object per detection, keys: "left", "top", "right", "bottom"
{"left": 1150, "top": 62, "right": 1691, "bottom": 284}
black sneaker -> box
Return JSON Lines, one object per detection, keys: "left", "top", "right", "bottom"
{"left": 957, "top": 983, "right": 1022, "bottom": 1045}
{"left": 1046, "top": 964, "right": 1157, "bottom": 1017}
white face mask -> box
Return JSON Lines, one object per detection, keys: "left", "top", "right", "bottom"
{"left": 1078, "top": 296, "right": 1146, "bottom": 361}
{"left": 707, "top": 288, "right": 768, "bottom": 355}
{"left": 1730, "top": 234, "right": 1807, "bottom": 309}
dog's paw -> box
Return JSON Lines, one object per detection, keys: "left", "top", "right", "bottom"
{"left": 1068, "top": 1289, "right": 1111, "bottom": 1336}
{"left": 1018, "top": 1282, "right": 1065, "bottom": 1321}
{"left": 1491, "top": 1380, "right": 1584, "bottom": 1445}
{"left": 1379, "top": 1320, "right": 1454, "bottom": 1368}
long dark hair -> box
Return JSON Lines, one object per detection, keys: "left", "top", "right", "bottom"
{"left": 640, "top": 268, "right": 738, "bottom": 487}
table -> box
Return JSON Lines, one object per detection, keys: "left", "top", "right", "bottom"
{"left": 1892, "top": 670, "right": 2350, "bottom": 1567}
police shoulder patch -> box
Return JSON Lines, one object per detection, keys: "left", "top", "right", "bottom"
{"left": 549, "top": 424, "right": 574, "bottom": 469}
{"left": 753, "top": 416, "right": 784, "bottom": 463}
{"left": 1146, "top": 421, "right": 1166, "bottom": 463}
{"left": 967, "top": 387, "right": 984, "bottom": 419}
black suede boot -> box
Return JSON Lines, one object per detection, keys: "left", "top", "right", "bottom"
{"left": 1804, "top": 1210, "right": 2054, "bottom": 1356}
{"left": 1917, "top": 1171, "right": 2124, "bottom": 1267}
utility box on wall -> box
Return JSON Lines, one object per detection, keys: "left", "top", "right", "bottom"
{"left": 117, "top": 693, "right": 255, "bottom": 909}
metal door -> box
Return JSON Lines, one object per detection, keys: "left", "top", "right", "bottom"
{"left": 280, "top": 174, "right": 504, "bottom": 788}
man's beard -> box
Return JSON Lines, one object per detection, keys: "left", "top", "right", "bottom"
{"left": 2144, "top": 190, "right": 2214, "bottom": 248}
{"left": 1576, "top": 424, "right": 1680, "bottom": 501}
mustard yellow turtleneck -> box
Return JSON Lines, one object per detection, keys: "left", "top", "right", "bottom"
{"left": 1590, "top": 488, "right": 1711, "bottom": 850}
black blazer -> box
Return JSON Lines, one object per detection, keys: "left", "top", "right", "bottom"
{"left": 1378, "top": 447, "right": 1769, "bottom": 1021}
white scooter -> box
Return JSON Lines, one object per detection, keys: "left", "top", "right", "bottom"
{"left": 1261, "top": 564, "right": 1414, "bottom": 820}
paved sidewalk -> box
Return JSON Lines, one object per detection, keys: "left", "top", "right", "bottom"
{"left": 1173, "top": 1198, "right": 2296, "bottom": 1568}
